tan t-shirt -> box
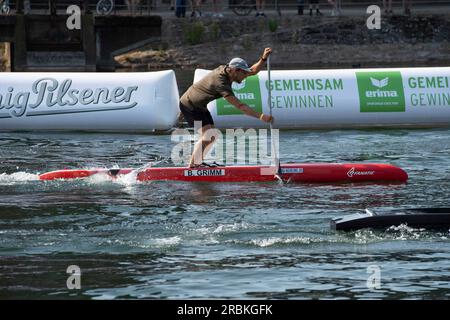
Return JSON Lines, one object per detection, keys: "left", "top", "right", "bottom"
{"left": 180, "top": 65, "right": 235, "bottom": 110}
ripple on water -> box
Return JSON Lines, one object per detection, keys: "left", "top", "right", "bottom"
{"left": 1, "top": 129, "right": 450, "bottom": 299}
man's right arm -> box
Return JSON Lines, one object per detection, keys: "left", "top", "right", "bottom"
{"left": 224, "top": 95, "right": 273, "bottom": 123}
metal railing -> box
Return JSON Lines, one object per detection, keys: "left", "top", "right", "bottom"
{"left": 0, "top": 1, "right": 155, "bottom": 16}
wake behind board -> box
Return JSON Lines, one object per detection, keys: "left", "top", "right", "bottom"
{"left": 39, "top": 163, "right": 408, "bottom": 183}
{"left": 331, "top": 208, "right": 450, "bottom": 231}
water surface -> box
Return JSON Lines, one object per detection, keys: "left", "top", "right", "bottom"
{"left": 1, "top": 129, "right": 449, "bottom": 299}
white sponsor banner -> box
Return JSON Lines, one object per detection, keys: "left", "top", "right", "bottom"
{"left": 194, "top": 67, "right": 450, "bottom": 129}
{"left": 0, "top": 70, "right": 179, "bottom": 132}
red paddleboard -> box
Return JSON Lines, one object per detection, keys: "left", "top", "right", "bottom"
{"left": 39, "top": 163, "right": 408, "bottom": 183}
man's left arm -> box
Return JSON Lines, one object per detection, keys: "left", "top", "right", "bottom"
{"left": 248, "top": 47, "right": 272, "bottom": 75}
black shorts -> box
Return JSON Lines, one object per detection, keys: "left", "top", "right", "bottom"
{"left": 309, "top": 0, "right": 318, "bottom": 4}
{"left": 179, "top": 102, "right": 214, "bottom": 128}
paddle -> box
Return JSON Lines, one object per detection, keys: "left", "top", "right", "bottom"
{"left": 266, "top": 55, "right": 282, "bottom": 181}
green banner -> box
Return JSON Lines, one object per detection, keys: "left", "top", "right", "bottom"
{"left": 216, "top": 75, "right": 262, "bottom": 115}
{"left": 356, "top": 71, "right": 405, "bottom": 112}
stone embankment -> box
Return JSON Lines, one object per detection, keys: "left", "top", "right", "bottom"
{"left": 115, "top": 14, "right": 450, "bottom": 70}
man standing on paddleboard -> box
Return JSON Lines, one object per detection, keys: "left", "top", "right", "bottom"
{"left": 179, "top": 47, "right": 274, "bottom": 168}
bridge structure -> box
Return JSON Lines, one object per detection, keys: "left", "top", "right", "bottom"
{"left": 0, "top": 0, "right": 162, "bottom": 71}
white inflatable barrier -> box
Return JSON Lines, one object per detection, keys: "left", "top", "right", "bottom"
{"left": 195, "top": 67, "right": 450, "bottom": 129}
{"left": 0, "top": 71, "right": 179, "bottom": 132}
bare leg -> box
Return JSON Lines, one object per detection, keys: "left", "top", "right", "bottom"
{"left": 189, "top": 124, "right": 215, "bottom": 167}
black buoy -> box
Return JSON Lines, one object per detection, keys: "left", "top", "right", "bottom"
{"left": 331, "top": 208, "right": 450, "bottom": 231}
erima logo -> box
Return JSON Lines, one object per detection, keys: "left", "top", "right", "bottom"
{"left": 236, "top": 92, "right": 255, "bottom": 100}
{"left": 217, "top": 75, "right": 262, "bottom": 115}
{"left": 366, "top": 77, "right": 398, "bottom": 98}
{"left": 232, "top": 80, "right": 246, "bottom": 91}
{"left": 370, "top": 77, "right": 389, "bottom": 88}
{"left": 356, "top": 71, "right": 405, "bottom": 113}
{"left": 232, "top": 80, "right": 255, "bottom": 99}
